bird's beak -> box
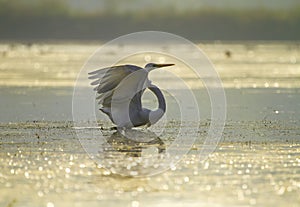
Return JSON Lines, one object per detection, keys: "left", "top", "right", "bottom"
{"left": 156, "top": 63, "right": 174, "bottom": 68}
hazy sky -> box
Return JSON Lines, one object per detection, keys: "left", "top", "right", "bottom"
{"left": 66, "top": 0, "right": 300, "bottom": 12}
{"left": 2, "top": 0, "right": 300, "bottom": 40}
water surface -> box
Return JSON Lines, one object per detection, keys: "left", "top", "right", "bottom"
{"left": 0, "top": 42, "right": 299, "bottom": 206}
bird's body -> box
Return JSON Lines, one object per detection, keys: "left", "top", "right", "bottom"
{"left": 88, "top": 63, "right": 174, "bottom": 129}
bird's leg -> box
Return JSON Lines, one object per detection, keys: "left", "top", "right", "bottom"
{"left": 116, "top": 127, "right": 126, "bottom": 136}
{"left": 144, "top": 123, "right": 151, "bottom": 129}
{"left": 109, "top": 126, "right": 118, "bottom": 130}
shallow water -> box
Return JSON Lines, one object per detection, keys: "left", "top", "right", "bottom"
{"left": 0, "top": 42, "right": 300, "bottom": 206}
{"left": 0, "top": 42, "right": 299, "bottom": 88}
{"left": 0, "top": 121, "right": 299, "bottom": 207}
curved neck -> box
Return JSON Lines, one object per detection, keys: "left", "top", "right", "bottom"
{"left": 148, "top": 85, "right": 166, "bottom": 112}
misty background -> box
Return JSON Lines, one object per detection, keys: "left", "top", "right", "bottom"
{"left": 0, "top": 0, "right": 300, "bottom": 41}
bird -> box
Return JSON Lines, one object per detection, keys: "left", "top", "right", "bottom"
{"left": 88, "top": 63, "right": 174, "bottom": 129}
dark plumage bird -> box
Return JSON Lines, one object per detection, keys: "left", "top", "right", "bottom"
{"left": 88, "top": 63, "right": 174, "bottom": 128}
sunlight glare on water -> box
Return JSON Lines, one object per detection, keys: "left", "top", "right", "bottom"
{"left": 0, "top": 42, "right": 299, "bottom": 89}
{"left": 0, "top": 42, "right": 300, "bottom": 207}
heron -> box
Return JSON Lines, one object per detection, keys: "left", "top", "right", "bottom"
{"left": 88, "top": 63, "right": 174, "bottom": 129}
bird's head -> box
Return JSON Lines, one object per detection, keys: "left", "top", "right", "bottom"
{"left": 144, "top": 63, "right": 174, "bottom": 71}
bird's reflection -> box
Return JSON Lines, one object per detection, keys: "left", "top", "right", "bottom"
{"left": 105, "top": 129, "right": 165, "bottom": 157}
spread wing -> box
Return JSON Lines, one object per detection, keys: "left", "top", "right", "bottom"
{"left": 88, "top": 65, "right": 150, "bottom": 127}
{"left": 88, "top": 65, "right": 140, "bottom": 107}
{"left": 89, "top": 65, "right": 139, "bottom": 93}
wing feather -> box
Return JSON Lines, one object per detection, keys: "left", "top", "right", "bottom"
{"left": 89, "top": 65, "right": 141, "bottom": 93}
{"left": 89, "top": 64, "right": 150, "bottom": 127}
